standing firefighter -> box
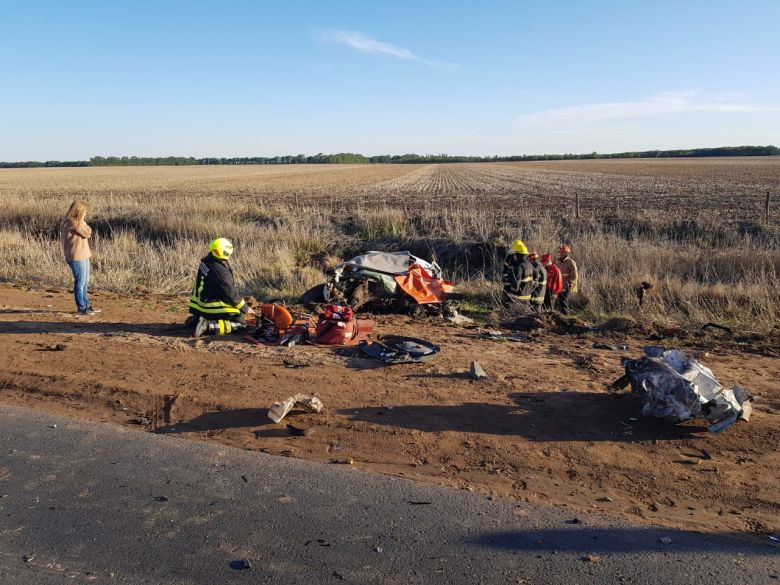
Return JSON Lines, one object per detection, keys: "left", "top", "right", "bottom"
{"left": 541, "top": 253, "right": 563, "bottom": 311}
{"left": 502, "top": 240, "right": 535, "bottom": 308}
{"left": 528, "top": 252, "right": 547, "bottom": 312}
{"left": 556, "top": 244, "right": 578, "bottom": 314}
{"left": 189, "top": 238, "right": 254, "bottom": 336}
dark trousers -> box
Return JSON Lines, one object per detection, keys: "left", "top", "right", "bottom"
{"left": 557, "top": 289, "right": 571, "bottom": 314}
{"left": 543, "top": 290, "right": 557, "bottom": 312}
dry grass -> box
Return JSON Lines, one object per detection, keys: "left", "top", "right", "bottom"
{"left": 1, "top": 160, "right": 778, "bottom": 327}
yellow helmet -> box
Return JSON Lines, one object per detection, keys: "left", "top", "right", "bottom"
{"left": 512, "top": 239, "right": 528, "bottom": 255}
{"left": 208, "top": 237, "right": 234, "bottom": 260}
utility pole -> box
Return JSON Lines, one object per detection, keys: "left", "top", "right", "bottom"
{"left": 766, "top": 191, "right": 771, "bottom": 225}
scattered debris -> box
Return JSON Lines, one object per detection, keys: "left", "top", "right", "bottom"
{"left": 596, "top": 497, "right": 613, "bottom": 502}
{"left": 478, "top": 329, "right": 529, "bottom": 342}
{"left": 581, "top": 554, "right": 602, "bottom": 563}
{"left": 658, "top": 536, "right": 673, "bottom": 545}
{"left": 332, "top": 570, "right": 346, "bottom": 581}
{"left": 331, "top": 458, "right": 354, "bottom": 465}
{"left": 447, "top": 310, "right": 475, "bottom": 326}
{"left": 565, "top": 518, "right": 583, "bottom": 525}
{"left": 39, "top": 343, "right": 67, "bottom": 352}
{"left": 408, "top": 501, "right": 432, "bottom": 505}
{"left": 131, "top": 417, "right": 151, "bottom": 426}
{"left": 359, "top": 336, "right": 440, "bottom": 364}
{"left": 636, "top": 281, "right": 653, "bottom": 307}
{"left": 22, "top": 555, "right": 34, "bottom": 563}
{"left": 241, "top": 475, "right": 249, "bottom": 483}
{"left": 230, "top": 559, "right": 252, "bottom": 571}
{"left": 267, "top": 394, "right": 324, "bottom": 424}
{"left": 154, "top": 496, "right": 169, "bottom": 502}
{"left": 621, "top": 347, "right": 753, "bottom": 434}
{"left": 469, "top": 360, "right": 488, "bottom": 381}
{"left": 373, "top": 546, "right": 383, "bottom": 553}
{"left": 701, "top": 322, "right": 734, "bottom": 336}
{"left": 287, "top": 423, "right": 317, "bottom": 437}
{"left": 49, "top": 424, "right": 58, "bottom": 429}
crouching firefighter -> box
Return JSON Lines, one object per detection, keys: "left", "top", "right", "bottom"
{"left": 188, "top": 238, "right": 255, "bottom": 337}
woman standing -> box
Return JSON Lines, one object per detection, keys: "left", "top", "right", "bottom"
{"left": 60, "top": 200, "right": 100, "bottom": 315}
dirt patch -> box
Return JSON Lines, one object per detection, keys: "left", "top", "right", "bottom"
{"left": 0, "top": 284, "right": 778, "bottom": 542}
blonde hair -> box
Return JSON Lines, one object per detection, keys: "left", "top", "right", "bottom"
{"left": 64, "top": 200, "right": 89, "bottom": 224}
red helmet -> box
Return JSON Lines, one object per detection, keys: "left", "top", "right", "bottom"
{"left": 541, "top": 253, "right": 552, "bottom": 264}
{"left": 559, "top": 244, "right": 571, "bottom": 255}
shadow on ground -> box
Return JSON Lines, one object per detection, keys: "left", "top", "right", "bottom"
{"left": 0, "top": 320, "right": 188, "bottom": 337}
{"left": 337, "top": 391, "right": 705, "bottom": 442}
{"left": 155, "top": 408, "right": 272, "bottom": 434}
{"left": 469, "top": 527, "right": 778, "bottom": 554}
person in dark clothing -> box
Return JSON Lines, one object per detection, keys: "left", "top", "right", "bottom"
{"left": 188, "top": 238, "right": 254, "bottom": 336}
{"left": 501, "top": 239, "right": 535, "bottom": 309}
{"left": 528, "top": 252, "right": 547, "bottom": 313}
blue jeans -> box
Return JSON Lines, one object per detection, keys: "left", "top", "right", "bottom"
{"left": 68, "top": 259, "right": 90, "bottom": 311}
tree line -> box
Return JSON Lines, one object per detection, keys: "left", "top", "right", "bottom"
{"left": 1, "top": 146, "right": 776, "bottom": 168}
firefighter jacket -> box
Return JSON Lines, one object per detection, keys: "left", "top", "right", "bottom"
{"left": 502, "top": 253, "right": 535, "bottom": 301}
{"left": 530, "top": 260, "right": 547, "bottom": 305}
{"left": 545, "top": 263, "right": 564, "bottom": 295}
{"left": 558, "top": 256, "right": 578, "bottom": 293}
{"left": 188, "top": 255, "right": 247, "bottom": 318}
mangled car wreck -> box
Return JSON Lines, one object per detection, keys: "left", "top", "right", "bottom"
{"left": 620, "top": 346, "right": 753, "bottom": 434}
{"left": 302, "top": 251, "right": 459, "bottom": 316}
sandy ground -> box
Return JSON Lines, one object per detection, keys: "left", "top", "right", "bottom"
{"left": 0, "top": 284, "right": 778, "bottom": 542}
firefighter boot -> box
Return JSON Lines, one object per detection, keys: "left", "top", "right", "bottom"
{"left": 194, "top": 317, "right": 247, "bottom": 337}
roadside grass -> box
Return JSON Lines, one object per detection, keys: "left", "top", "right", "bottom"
{"left": 1, "top": 163, "right": 778, "bottom": 329}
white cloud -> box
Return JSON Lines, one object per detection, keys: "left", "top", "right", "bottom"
{"left": 325, "top": 30, "right": 417, "bottom": 60}
{"left": 515, "top": 91, "right": 780, "bottom": 129}
{"left": 318, "top": 30, "right": 456, "bottom": 69}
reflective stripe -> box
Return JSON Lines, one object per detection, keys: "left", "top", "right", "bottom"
{"left": 506, "top": 292, "right": 532, "bottom": 301}
{"left": 189, "top": 296, "right": 241, "bottom": 309}
{"left": 188, "top": 300, "right": 241, "bottom": 315}
{"left": 520, "top": 276, "right": 533, "bottom": 283}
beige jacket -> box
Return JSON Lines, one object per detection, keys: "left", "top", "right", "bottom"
{"left": 61, "top": 219, "right": 92, "bottom": 262}
{"left": 557, "top": 256, "right": 578, "bottom": 292}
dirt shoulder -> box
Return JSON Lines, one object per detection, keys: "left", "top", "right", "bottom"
{"left": 1, "top": 284, "right": 778, "bottom": 542}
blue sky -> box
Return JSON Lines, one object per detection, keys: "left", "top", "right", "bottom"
{"left": 1, "top": 0, "right": 778, "bottom": 159}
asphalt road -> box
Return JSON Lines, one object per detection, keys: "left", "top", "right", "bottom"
{"left": 0, "top": 405, "right": 776, "bottom": 584}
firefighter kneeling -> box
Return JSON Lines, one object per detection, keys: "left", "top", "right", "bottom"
{"left": 188, "top": 238, "right": 255, "bottom": 337}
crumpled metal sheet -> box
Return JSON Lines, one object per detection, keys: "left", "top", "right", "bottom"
{"left": 268, "top": 394, "right": 324, "bottom": 424}
{"left": 621, "top": 346, "right": 752, "bottom": 434}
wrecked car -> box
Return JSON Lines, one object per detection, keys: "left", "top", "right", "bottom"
{"left": 620, "top": 346, "right": 752, "bottom": 434}
{"left": 300, "top": 251, "right": 460, "bottom": 316}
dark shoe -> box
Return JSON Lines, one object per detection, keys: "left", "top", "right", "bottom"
{"left": 86, "top": 306, "right": 102, "bottom": 314}
{"left": 76, "top": 308, "right": 96, "bottom": 316}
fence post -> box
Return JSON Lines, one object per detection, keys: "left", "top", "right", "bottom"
{"left": 766, "top": 191, "right": 771, "bottom": 225}
{"left": 575, "top": 192, "right": 580, "bottom": 219}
